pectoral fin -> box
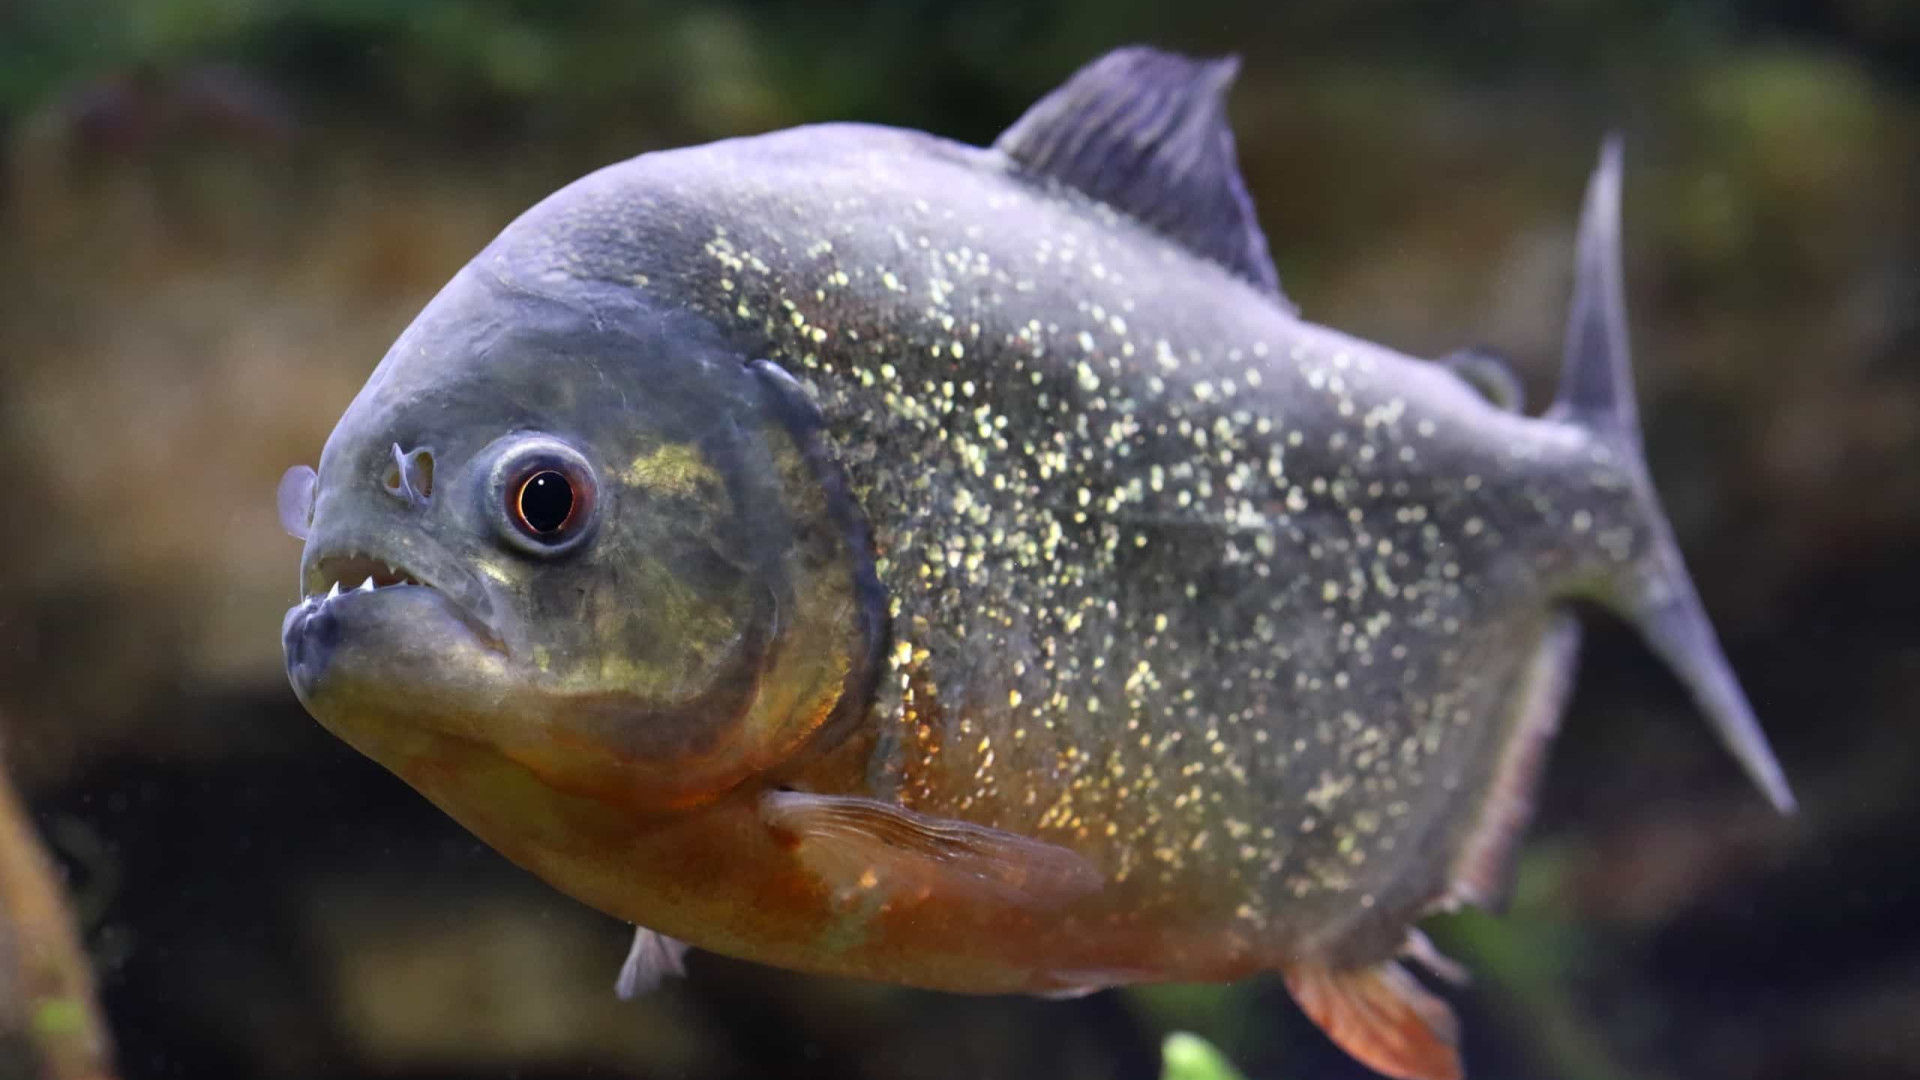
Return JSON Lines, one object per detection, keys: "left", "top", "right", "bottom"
{"left": 1033, "top": 966, "right": 1157, "bottom": 1000}
{"left": 1282, "top": 959, "right": 1462, "bottom": 1080}
{"left": 614, "top": 926, "right": 690, "bottom": 1000}
{"left": 760, "top": 790, "right": 1104, "bottom": 910}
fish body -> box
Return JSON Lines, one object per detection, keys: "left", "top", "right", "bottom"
{"left": 281, "top": 49, "right": 1790, "bottom": 1080}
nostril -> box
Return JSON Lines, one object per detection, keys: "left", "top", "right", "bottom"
{"left": 385, "top": 444, "right": 436, "bottom": 504}
{"left": 408, "top": 448, "right": 435, "bottom": 499}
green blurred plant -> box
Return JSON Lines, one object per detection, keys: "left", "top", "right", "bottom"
{"left": 1160, "top": 1032, "right": 1250, "bottom": 1080}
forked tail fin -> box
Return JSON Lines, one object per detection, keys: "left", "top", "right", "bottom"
{"left": 1552, "top": 138, "right": 1795, "bottom": 813}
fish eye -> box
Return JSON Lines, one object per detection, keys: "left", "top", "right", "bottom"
{"left": 516, "top": 470, "right": 574, "bottom": 535}
{"left": 487, "top": 437, "right": 600, "bottom": 556}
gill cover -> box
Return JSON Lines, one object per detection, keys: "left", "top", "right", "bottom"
{"left": 506, "top": 356, "right": 887, "bottom": 813}
{"left": 1555, "top": 138, "right": 1794, "bottom": 813}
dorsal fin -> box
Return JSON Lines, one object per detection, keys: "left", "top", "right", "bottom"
{"left": 994, "top": 47, "right": 1288, "bottom": 306}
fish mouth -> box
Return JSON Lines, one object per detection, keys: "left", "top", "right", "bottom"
{"left": 304, "top": 552, "right": 429, "bottom": 597}
{"left": 288, "top": 549, "right": 504, "bottom": 656}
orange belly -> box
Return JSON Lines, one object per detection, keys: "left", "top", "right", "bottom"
{"left": 391, "top": 727, "right": 1270, "bottom": 995}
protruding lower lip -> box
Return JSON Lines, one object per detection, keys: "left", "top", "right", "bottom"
{"left": 283, "top": 591, "right": 340, "bottom": 699}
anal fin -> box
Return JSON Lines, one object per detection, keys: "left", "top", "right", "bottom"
{"left": 761, "top": 790, "right": 1104, "bottom": 910}
{"left": 1282, "top": 959, "right": 1462, "bottom": 1080}
{"left": 615, "top": 926, "right": 690, "bottom": 1000}
{"left": 1448, "top": 612, "right": 1582, "bottom": 911}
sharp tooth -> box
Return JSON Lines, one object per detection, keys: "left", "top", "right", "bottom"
{"left": 360, "top": 576, "right": 376, "bottom": 593}
{"left": 327, "top": 581, "right": 341, "bottom": 601}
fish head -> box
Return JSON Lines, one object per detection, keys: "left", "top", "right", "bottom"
{"left": 281, "top": 269, "right": 880, "bottom": 816}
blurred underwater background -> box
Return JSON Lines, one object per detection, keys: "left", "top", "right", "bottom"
{"left": 0, "top": 1, "right": 1916, "bottom": 1078}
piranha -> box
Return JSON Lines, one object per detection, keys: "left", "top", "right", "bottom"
{"left": 279, "top": 47, "right": 1792, "bottom": 1080}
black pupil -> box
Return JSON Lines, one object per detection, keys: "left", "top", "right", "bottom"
{"left": 518, "top": 471, "right": 574, "bottom": 534}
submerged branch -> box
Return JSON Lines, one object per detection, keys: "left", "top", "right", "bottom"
{"left": 0, "top": 728, "right": 116, "bottom": 1080}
